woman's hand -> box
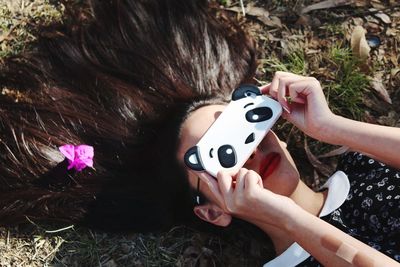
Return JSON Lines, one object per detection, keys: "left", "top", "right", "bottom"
{"left": 199, "top": 169, "right": 298, "bottom": 228}
{"left": 261, "top": 71, "right": 338, "bottom": 142}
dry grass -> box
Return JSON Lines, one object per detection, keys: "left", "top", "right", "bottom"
{"left": 0, "top": 0, "right": 64, "bottom": 58}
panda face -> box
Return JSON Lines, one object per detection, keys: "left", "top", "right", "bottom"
{"left": 184, "top": 85, "right": 282, "bottom": 177}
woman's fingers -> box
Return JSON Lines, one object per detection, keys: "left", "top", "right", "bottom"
{"left": 269, "top": 72, "right": 291, "bottom": 99}
{"left": 263, "top": 72, "right": 314, "bottom": 110}
{"left": 234, "top": 168, "right": 248, "bottom": 194}
{"left": 287, "top": 79, "right": 327, "bottom": 115}
{"left": 259, "top": 83, "right": 271, "bottom": 95}
{"left": 243, "top": 170, "right": 263, "bottom": 190}
{"left": 217, "top": 171, "right": 234, "bottom": 198}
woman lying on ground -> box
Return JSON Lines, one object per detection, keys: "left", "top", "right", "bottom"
{"left": 0, "top": 0, "right": 399, "bottom": 265}
{"left": 179, "top": 71, "right": 400, "bottom": 266}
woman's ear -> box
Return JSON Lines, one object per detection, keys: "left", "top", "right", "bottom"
{"left": 193, "top": 203, "right": 232, "bottom": 227}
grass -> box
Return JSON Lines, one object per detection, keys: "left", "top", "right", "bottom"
{"left": 0, "top": 0, "right": 64, "bottom": 58}
{"left": 261, "top": 38, "right": 369, "bottom": 121}
{"left": 260, "top": 46, "right": 307, "bottom": 76}
{"left": 326, "top": 44, "right": 370, "bottom": 120}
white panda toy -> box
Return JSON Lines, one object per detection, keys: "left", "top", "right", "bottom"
{"left": 184, "top": 84, "right": 282, "bottom": 177}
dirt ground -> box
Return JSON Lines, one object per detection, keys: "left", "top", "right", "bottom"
{"left": 0, "top": 0, "right": 399, "bottom": 266}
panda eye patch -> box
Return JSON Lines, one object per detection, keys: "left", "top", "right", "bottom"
{"left": 244, "top": 91, "right": 257, "bottom": 98}
{"left": 217, "top": 145, "right": 237, "bottom": 168}
{"left": 243, "top": 102, "right": 254, "bottom": 109}
{"left": 245, "top": 107, "right": 273, "bottom": 123}
{"left": 209, "top": 148, "right": 214, "bottom": 158}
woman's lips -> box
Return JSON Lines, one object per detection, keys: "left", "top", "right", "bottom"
{"left": 260, "top": 152, "right": 281, "bottom": 180}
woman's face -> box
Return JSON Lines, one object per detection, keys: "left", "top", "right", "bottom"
{"left": 177, "top": 104, "right": 300, "bottom": 205}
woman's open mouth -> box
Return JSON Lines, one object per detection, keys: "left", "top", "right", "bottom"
{"left": 260, "top": 152, "right": 281, "bottom": 180}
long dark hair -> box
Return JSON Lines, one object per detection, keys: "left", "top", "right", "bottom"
{"left": 0, "top": 0, "right": 257, "bottom": 231}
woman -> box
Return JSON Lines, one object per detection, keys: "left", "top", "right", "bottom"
{"left": 0, "top": 0, "right": 398, "bottom": 265}
{"left": 178, "top": 71, "right": 400, "bottom": 266}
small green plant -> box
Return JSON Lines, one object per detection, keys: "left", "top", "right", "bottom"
{"left": 218, "top": 0, "right": 232, "bottom": 6}
{"left": 259, "top": 56, "right": 289, "bottom": 75}
{"left": 260, "top": 46, "right": 307, "bottom": 78}
{"left": 285, "top": 48, "right": 307, "bottom": 75}
{"left": 325, "top": 44, "right": 370, "bottom": 120}
{"left": 322, "top": 24, "right": 345, "bottom": 36}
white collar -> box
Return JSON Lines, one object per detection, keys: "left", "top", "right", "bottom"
{"left": 263, "top": 171, "right": 350, "bottom": 267}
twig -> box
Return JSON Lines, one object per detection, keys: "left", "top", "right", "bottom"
{"left": 301, "top": 0, "right": 353, "bottom": 14}
{"left": 45, "top": 225, "right": 75, "bottom": 233}
{"left": 239, "top": 0, "right": 245, "bottom": 16}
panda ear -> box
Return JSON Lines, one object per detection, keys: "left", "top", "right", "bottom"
{"left": 232, "top": 85, "right": 261, "bottom": 101}
{"left": 184, "top": 146, "right": 204, "bottom": 171}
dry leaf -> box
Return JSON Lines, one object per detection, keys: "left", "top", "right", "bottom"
{"left": 371, "top": 0, "right": 386, "bottom": 9}
{"left": 353, "top": 0, "right": 369, "bottom": 7}
{"left": 301, "top": 0, "right": 353, "bottom": 14}
{"left": 317, "top": 146, "right": 349, "bottom": 158}
{"left": 225, "top": 4, "right": 282, "bottom": 28}
{"left": 370, "top": 72, "right": 392, "bottom": 104}
{"left": 352, "top": 17, "right": 364, "bottom": 26}
{"left": 375, "top": 12, "right": 391, "bottom": 24}
{"left": 365, "top": 15, "right": 380, "bottom": 25}
{"left": 377, "top": 111, "right": 399, "bottom": 126}
{"left": 295, "top": 14, "right": 321, "bottom": 27}
{"left": 389, "top": 53, "right": 399, "bottom": 67}
{"left": 244, "top": 4, "right": 269, "bottom": 18}
{"left": 268, "top": 16, "right": 282, "bottom": 28}
{"left": 386, "top": 28, "right": 399, "bottom": 37}
{"left": 365, "top": 21, "right": 381, "bottom": 33}
{"left": 390, "top": 68, "right": 400, "bottom": 87}
{"left": 296, "top": 15, "right": 312, "bottom": 26}
{"left": 350, "top": 26, "right": 371, "bottom": 61}
{"left": 304, "top": 138, "right": 335, "bottom": 177}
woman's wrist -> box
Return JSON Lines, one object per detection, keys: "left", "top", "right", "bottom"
{"left": 274, "top": 199, "right": 307, "bottom": 233}
{"left": 282, "top": 203, "right": 315, "bottom": 234}
{"left": 317, "top": 114, "right": 346, "bottom": 145}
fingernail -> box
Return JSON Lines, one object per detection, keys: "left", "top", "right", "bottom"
{"left": 259, "top": 83, "right": 271, "bottom": 91}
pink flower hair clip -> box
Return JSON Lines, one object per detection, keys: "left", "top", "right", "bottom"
{"left": 59, "top": 144, "right": 94, "bottom": 172}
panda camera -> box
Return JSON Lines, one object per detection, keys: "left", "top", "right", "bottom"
{"left": 184, "top": 84, "right": 282, "bottom": 177}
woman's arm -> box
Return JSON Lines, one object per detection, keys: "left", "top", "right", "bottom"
{"left": 202, "top": 169, "right": 399, "bottom": 267}
{"left": 322, "top": 115, "right": 400, "bottom": 169}
{"left": 262, "top": 71, "right": 400, "bottom": 168}
{"left": 284, "top": 202, "right": 399, "bottom": 267}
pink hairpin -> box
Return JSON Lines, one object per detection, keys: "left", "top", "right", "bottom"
{"left": 59, "top": 144, "right": 94, "bottom": 171}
